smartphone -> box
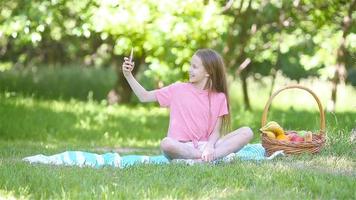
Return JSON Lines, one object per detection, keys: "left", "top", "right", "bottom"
{"left": 129, "top": 47, "right": 133, "bottom": 62}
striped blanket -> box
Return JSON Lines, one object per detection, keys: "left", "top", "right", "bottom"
{"left": 22, "top": 144, "right": 284, "bottom": 168}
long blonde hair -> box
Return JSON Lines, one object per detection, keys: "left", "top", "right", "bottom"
{"left": 195, "top": 49, "right": 231, "bottom": 134}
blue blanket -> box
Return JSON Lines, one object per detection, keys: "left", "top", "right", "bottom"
{"left": 22, "top": 144, "right": 284, "bottom": 168}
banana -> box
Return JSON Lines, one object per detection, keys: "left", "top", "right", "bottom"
{"left": 266, "top": 125, "right": 285, "bottom": 136}
{"left": 262, "top": 121, "right": 279, "bottom": 128}
{"left": 260, "top": 121, "right": 279, "bottom": 131}
{"left": 267, "top": 121, "right": 279, "bottom": 126}
{"left": 276, "top": 134, "right": 288, "bottom": 141}
{"left": 262, "top": 130, "right": 276, "bottom": 139}
{"left": 260, "top": 121, "right": 285, "bottom": 136}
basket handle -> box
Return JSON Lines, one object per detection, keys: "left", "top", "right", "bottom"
{"left": 261, "top": 85, "right": 326, "bottom": 135}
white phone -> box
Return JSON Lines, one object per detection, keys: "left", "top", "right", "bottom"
{"left": 129, "top": 47, "right": 133, "bottom": 62}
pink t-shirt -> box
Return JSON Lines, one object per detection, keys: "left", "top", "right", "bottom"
{"left": 155, "top": 82, "right": 228, "bottom": 147}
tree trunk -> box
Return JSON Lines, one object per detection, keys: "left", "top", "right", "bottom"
{"left": 223, "top": 0, "right": 254, "bottom": 110}
{"left": 107, "top": 55, "right": 143, "bottom": 104}
{"left": 269, "top": 69, "right": 277, "bottom": 97}
{"left": 116, "top": 71, "right": 135, "bottom": 103}
{"left": 240, "top": 73, "right": 251, "bottom": 110}
{"left": 329, "top": 0, "right": 355, "bottom": 111}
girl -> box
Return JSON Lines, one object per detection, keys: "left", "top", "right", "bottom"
{"left": 122, "top": 49, "right": 253, "bottom": 162}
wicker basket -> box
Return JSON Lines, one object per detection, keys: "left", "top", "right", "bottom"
{"left": 261, "top": 85, "right": 326, "bottom": 156}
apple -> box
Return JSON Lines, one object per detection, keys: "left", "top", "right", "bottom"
{"left": 287, "top": 133, "right": 298, "bottom": 140}
{"left": 290, "top": 135, "right": 304, "bottom": 142}
{"left": 286, "top": 132, "right": 305, "bottom": 142}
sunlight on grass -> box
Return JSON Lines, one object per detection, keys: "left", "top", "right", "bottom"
{"left": 5, "top": 93, "right": 168, "bottom": 119}
{"left": 314, "top": 155, "right": 356, "bottom": 172}
{"left": 40, "top": 142, "right": 60, "bottom": 150}
{"left": 145, "top": 187, "right": 244, "bottom": 200}
{"left": 267, "top": 156, "right": 355, "bottom": 177}
{"left": 0, "top": 188, "right": 31, "bottom": 200}
{"left": 124, "top": 138, "right": 161, "bottom": 148}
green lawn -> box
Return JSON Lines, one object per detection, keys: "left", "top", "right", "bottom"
{"left": 0, "top": 93, "right": 355, "bottom": 199}
{"left": 0, "top": 68, "right": 355, "bottom": 199}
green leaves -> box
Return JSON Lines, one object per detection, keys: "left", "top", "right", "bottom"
{"left": 0, "top": 0, "right": 354, "bottom": 91}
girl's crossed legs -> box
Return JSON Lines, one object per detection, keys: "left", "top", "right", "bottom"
{"left": 160, "top": 126, "right": 254, "bottom": 160}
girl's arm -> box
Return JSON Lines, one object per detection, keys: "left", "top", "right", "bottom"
{"left": 207, "top": 117, "right": 222, "bottom": 148}
{"left": 201, "top": 117, "right": 222, "bottom": 162}
{"left": 122, "top": 57, "right": 157, "bottom": 102}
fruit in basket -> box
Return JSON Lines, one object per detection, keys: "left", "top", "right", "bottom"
{"left": 305, "top": 131, "right": 313, "bottom": 142}
{"left": 295, "top": 136, "right": 305, "bottom": 142}
{"left": 262, "top": 130, "right": 276, "bottom": 139}
{"left": 287, "top": 132, "right": 296, "bottom": 140}
{"left": 289, "top": 134, "right": 305, "bottom": 142}
{"left": 297, "top": 130, "right": 308, "bottom": 137}
{"left": 260, "top": 121, "right": 285, "bottom": 136}
{"left": 276, "top": 134, "right": 289, "bottom": 141}
{"left": 287, "top": 131, "right": 313, "bottom": 142}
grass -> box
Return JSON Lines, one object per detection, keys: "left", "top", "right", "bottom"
{"left": 0, "top": 159, "right": 354, "bottom": 199}
{"left": 0, "top": 67, "right": 355, "bottom": 199}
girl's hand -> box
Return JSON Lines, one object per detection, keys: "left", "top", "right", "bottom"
{"left": 122, "top": 57, "right": 134, "bottom": 77}
{"left": 201, "top": 146, "right": 215, "bottom": 162}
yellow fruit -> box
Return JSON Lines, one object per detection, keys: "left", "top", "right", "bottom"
{"left": 268, "top": 121, "right": 279, "bottom": 125}
{"left": 262, "top": 125, "right": 285, "bottom": 136}
{"left": 260, "top": 121, "right": 285, "bottom": 137}
{"left": 261, "top": 121, "right": 280, "bottom": 130}
{"left": 262, "top": 121, "right": 280, "bottom": 129}
{"left": 276, "top": 134, "right": 289, "bottom": 141}
{"left": 262, "top": 131, "right": 276, "bottom": 139}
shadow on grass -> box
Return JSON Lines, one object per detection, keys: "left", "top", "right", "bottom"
{"left": 0, "top": 96, "right": 354, "bottom": 158}
{"left": 0, "top": 99, "right": 168, "bottom": 148}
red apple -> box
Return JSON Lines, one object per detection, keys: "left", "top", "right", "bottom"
{"left": 290, "top": 135, "right": 304, "bottom": 142}
{"left": 287, "top": 133, "right": 298, "bottom": 140}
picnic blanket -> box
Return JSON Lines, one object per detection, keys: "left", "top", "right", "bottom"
{"left": 22, "top": 144, "right": 284, "bottom": 168}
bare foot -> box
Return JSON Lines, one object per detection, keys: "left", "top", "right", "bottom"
{"left": 171, "top": 158, "right": 205, "bottom": 165}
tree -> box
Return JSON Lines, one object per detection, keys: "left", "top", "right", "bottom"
{"left": 219, "top": 0, "right": 355, "bottom": 110}
{"left": 0, "top": 0, "right": 228, "bottom": 103}
{"left": 330, "top": 0, "right": 356, "bottom": 111}
{"left": 220, "top": 0, "right": 321, "bottom": 110}
{"left": 90, "top": 0, "right": 228, "bottom": 103}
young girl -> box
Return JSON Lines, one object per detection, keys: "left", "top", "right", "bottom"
{"left": 122, "top": 49, "right": 253, "bottom": 162}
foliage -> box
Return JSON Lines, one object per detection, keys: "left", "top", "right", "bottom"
{"left": 221, "top": 0, "right": 355, "bottom": 80}
{"left": 347, "top": 68, "right": 356, "bottom": 86}
{"left": 0, "top": 66, "right": 116, "bottom": 101}
{"left": 0, "top": 0, "right": 228, "bottom": 83}
{"left": 0, "top": 0, "right": 355, "bottom": 106}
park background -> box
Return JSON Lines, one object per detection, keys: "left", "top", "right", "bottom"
{"left": 0, "top": 0, "right": 355, "bottom": 199}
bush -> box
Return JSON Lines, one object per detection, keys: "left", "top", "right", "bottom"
{"left": 0, "top": 66, "right": 116, "bottom": 101}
